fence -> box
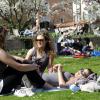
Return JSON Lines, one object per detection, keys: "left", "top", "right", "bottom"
{"left": 5, "top": 37, "right": 100, "bottom": 51}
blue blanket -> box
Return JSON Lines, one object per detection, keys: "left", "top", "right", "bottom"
{"left": 32, "top": 87, "right": 68, "bottom": 93}
{"left": 91, "top": 50, "right": 100, "bottom": 56}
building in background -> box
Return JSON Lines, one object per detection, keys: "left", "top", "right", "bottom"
{"left": 41, "top": 0, "right": 73, "bottom": 25}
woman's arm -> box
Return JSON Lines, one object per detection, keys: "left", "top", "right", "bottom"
{"left": 25, "top": 48, "right": 34, "bottom": 60}
{"left": 58, "top": 67, "right": 81, "bottom": 87}
{"left": 57, "top": 65, "right": 79, "bottom": 87}
{"left": 12, "top": 55, "right": 25, "bottom": 62}
{"left": 48, "top": 52, "right": 55, "bottom": 73}
{"left": 0, "top": 49, "right": 38, "bottom": 72}
{"left": 65, "top": 77, "right": 79, "bottom": 86}
{"left": 57, "top": 65, "right": 66, "bottom": 87}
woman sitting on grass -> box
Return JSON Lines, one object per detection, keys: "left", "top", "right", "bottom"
{"left": 25, "top": 29, "right": 55, "bottom": 75}
{"left": 0, "top": 26, "right": 53, "bottom": 95}
{"left": 42, "top": 64, "right": 93, "bottom": 88}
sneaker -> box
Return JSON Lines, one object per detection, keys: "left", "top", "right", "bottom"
{"left": 25, "top": 88, "right": 35, "bottom": 96}
{"left": 14, "top": 87, "right": 35, "bottom": 97}
{"left": 14, "top": 89, "right": 27, "bottom": 97}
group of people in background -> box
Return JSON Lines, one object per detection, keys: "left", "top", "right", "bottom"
{"left": 57, "top": 32, "right": 94, "bottom": 56}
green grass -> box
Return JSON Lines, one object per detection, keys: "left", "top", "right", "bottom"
{"left": 54, "top": 56, "right": 100, "bottom": 74}
{"left": 0, "top": 56, "right": 100, "bottom": 100}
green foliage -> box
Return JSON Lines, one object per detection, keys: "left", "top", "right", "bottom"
{"left": 50, "top": 32, "right": 100, "bottom": 40}
{"left": 54, "top": 56, "right": 100, "bottom": 75}
{"left": 72, "top": 33, "right": 98, "bottom": 38}
{"left": 16, "top": 36, "right": 33, "bottom": 40}
{"left": 49, "top": 32, "right": 59, "bottom": 42}
{"left": 9, "top": 49, "right": 28, "bottom": 57}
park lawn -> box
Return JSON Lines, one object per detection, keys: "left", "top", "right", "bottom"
{"left": 0, "top": 56, "right": 100, "bottom": 100}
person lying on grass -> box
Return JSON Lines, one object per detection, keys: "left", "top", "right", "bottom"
{"left": 42, "top": 64, "right": 93, "bottom": 88}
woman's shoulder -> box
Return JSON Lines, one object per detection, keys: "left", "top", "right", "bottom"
{"left": 0, "top": 49, "right": 7, "bottom": 60}
{"left": 0, "top": 48, "right": 6, "bottom": 54}
{"left": 63, "top": 71, "right": 73, "bottom": 79}
{"left": 25, "top": 47, "right": 36, "bottom": 59}
{"left": 27, "top": 47, "right": 35, "bottom": 53}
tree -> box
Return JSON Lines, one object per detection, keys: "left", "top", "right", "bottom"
{"left": 0, "top": 0, "right": 48, "bottom": 33}
{"left": 73, "top": 0, "right": 100, "bottom": 22}
{"left": 83, "top": 0, "right": 100, "bottom": 22}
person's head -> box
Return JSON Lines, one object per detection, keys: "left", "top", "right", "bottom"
{"left": 33, "top": 29, "right": 54, "bottom": 53}
{"left": 84, "top": 37, "right": 90, "bottom": 44}
{"left": 75, "top": 68, "right": 93, "bottom": 78}
{"left": 0, "top": 26, "right": 7, "bottom": 49}
{"left": 77, "top": 37, "right": 82, "bottom": 42}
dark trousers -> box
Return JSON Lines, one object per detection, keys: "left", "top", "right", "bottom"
{"left": 0, "top": 67, "right": 45, "bottom": 94}
{"left": 57, "top": 43, "right": 62, "bottom": 55}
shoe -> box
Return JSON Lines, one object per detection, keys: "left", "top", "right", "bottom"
{"left": 14, "top": 87, "right": 35, "bottom": 97}
{"left": 14, "top": 89, "right": 27, "bottom": 97}
{"left": 24, "top": 88, "right": 35, "bottom": 97}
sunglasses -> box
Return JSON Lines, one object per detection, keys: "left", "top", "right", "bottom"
{"left": 36, "top": 39, "right": 45, "bottom": 42}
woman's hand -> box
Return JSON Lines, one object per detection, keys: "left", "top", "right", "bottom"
{"left": 53, "top": 64, "right": 59, "bottom": 72}
{"left": 57, "top": 64, "right": 63, "bottom": 71}
{"left": 53, "top": 64, "right": 63, "bottom": 72}
{"left": 31, "top": 63, "right": 40, "bottom": 71}
{"left": 48, "top": 67, "right": 53, "bottom": 73}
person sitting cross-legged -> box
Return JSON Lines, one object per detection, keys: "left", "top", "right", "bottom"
{"left": 0, "top": 26, "right": 53, "bottom": 95}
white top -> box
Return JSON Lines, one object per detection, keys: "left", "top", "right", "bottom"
{"left": 57, "top": 35, "right": 64, "bottom": 43}
{"left": 23, "top": 29, "right": 33, "bottom": 35}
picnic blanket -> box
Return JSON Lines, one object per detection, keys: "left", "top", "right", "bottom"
{"left": 91, "top": 50, "right": 100, "bottom": 56}
{"left": 32, "top": 87, "right": 68, "bottom": 93}
{"left": 73, "top": 52, "right": 90, "bottom": 58}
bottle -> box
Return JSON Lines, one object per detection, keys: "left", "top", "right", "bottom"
{"left": 69, "top": 84, "right": 80, "bottom": 92}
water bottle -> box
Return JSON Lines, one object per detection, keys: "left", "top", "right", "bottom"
{"left": 69, "top": 84, "right": 80, "bottom": 92}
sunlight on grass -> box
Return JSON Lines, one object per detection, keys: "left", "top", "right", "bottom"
{"left": 0, "top": 56, "right": 100, "bottom": 100}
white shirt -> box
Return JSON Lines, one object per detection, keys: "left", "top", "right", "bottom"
{"left": 23, "top": 29, "right": 33, "bottom": 35}
{"left": 57, "top": 35, "right": 64, "bottom": 43}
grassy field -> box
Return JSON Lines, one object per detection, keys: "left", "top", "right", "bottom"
{"left": 0, "top": 56, "right": 100, "bottom": 100}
